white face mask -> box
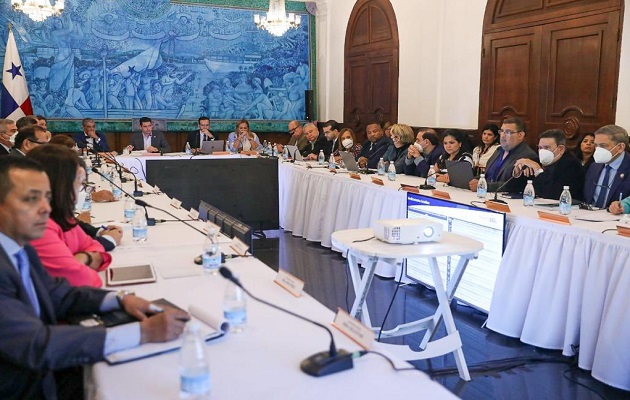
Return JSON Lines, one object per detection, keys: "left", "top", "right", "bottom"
{"left": 538, "top": 149, "right": 555, "bottom": 166}
{"left": 414, "top": 142, "right": 423, "bottom": 153}
{"left": 593, "top": 145, "right": 618, "bottom": 164}
{"left": 75, "top": 189, "right": 87, "bottom": 212}
{"left": 9, "top": 133, "right": 17, "bottom": 145}
{"left": 342, "top": 138, "right": 353, "bottom": 149}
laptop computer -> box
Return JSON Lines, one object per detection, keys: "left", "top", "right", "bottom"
{"left": 445, "top": 160, "right": 474, "bottom": 189}
{"left": 339, "top": 151, "right": 375, "bottom": 174}
{"left": 200, "top": 140, "right": 225, "bottom": 154}
{"left": 285, "top": 145, "right": 304, "bottom": 161}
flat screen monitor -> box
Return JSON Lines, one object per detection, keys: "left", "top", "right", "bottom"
{"left": 406, "top": 193, "right": 506, "bottom": 313}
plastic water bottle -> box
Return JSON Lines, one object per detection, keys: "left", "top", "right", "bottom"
{"left": 328, "top": 153, "right": 336, "bottom": 169}
{"left": 111, "top": 174, "right": 122, "bottom": 201}
{"left": 523, "top": 180, "right": 535, "bottom": 207}
{"left": 377, "top": 157, "right": 385, "bottom": 175}
{"left": 318, "top": 150, "right": 325, "bottom": 165}
{"left": 282, "top": 145, "right": 288, "bottom": 160}
{"left": 426, "top": 166, "right": 437, "bottom": 186}
{"left": 84, "top": 157, "right": 92, "bottom": 175}
{"left": 559, "top": 186, "right": 572, "bottom": 215}
{"left": 223, "top": 279, "right": 247, "bottom": 333}
{"left": 179, "top": 321, "right": 211, "bottom": 399}
{"left": 82, "top": 189, "right": 92, "bottom": 212}
{"left": 477, "top": 174, "right": 488, "bottom": 198}
{"left": 202, "top": 234, "right": 221, "bottom": 274}
{"left": 132, "top": 207, "right": 148, "bottom": 242}
{"left": 185, "top": 142, "right": 191, "bottom": 155}
{"left": 124, "top": 196, "right": 136, "bottom": 222}
{"left": 272, "top": 143, "right": 278, "bottom": 157}
{"left": 387, "top": 162, "right": 396, "bottom": 181}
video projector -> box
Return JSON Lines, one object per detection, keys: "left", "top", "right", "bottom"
{"left": 373, "top": 218, "right": 442, "bottom": 244}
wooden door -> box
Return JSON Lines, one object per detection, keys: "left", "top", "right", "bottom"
{"left": 344, "top": 0, "right": 399, "bottom": 141}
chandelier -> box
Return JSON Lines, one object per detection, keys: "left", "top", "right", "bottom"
{"left": 11, "top": 0, "right": 65, "bottom": 22}
{"left": 254, "top": 0, "right": 301, "bottom": 37}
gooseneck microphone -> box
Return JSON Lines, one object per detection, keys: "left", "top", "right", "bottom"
{"left": 89, "top": 148, "right": 143, "bottom": 196}
{"left": 219, "top": 266, "right": 353, "bottom": 377}
{"left": 489, "top": 165, "right": 527, "bottom": 204}
{"left": 134, "top": 199, "right": 207, "bottom": 237}
{"left": 418, "top": 169, "right": 438, "bottom": 190}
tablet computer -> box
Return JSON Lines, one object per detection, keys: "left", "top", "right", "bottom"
{"left": 106, "top": 264, "right": 157, "bottom": 286}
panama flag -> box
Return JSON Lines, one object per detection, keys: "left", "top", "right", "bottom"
{"left": 1, "top": 28, "right": 33, "bottom": 119}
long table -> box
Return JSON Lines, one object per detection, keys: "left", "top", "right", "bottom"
{"left": 85, "top": 179, "right": 458, "bottom": 399}
{"left": 278, "top": 161, "right": 630, "bottom": 391}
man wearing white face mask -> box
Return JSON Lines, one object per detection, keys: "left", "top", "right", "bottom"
{"left": 404, "top": 129, "right": 444, "bottom": 177}
{"left": 513, "top": 129, "right": 584, "bottom": 200}
{"left": 583, "top": 124, "right": 630, "bottom": 209}
{"left": 0, "top": 119, "right": 17, "bottom": 156}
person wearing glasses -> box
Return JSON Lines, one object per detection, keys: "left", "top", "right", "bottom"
{"left": 278, "top": 120, "right": 309, "bottom": 155}
{"left": 10, "top": 125, "right": 49, "bottom": 157}
{"left": 511, "top": 129, "right": 584, "bottom": 200}
{"left": 26, "top": 145, "right": 112, "bottom": 287}
{"left": 185, "top": 116, "right": 215, "bottom": 152}
{"left": 469, "top": 117, "right": 537, "bottom": 193}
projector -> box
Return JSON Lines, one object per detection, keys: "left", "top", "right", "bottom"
{"left": 373, "top": 219, "right": 442, "bottom": 244}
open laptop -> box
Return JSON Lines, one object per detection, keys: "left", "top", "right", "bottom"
{"left": 445, "top": 160, "right": 474, "bottom": 189}
{"left": 285, "top": 145, "right": 304, "bottom": 161}
{"left": 200, "top": 140, "right": 225, "bottom": 154}
{"left": 339, "top": 151, "right": 375, "bottom": 174}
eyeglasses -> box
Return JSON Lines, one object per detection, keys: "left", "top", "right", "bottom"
{"left": 26, "top": 137, "right": 48, "bottom": 145}
{"left": 498, "top": 129, "right": 522, "bottom": 136}
{"left": 288, "top": 127, "right": 299, "bottom": 134}
{"left": 80, "top": 182, "right": 95, "bottom": 194}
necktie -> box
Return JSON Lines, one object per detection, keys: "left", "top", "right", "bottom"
{"left": 595, "top": 165, "right": 612, "bottom": 208}
{"left": 16, "top": 249, "right": 40, "bottom": 316}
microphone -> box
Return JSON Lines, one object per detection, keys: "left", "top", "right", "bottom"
{"left": 489, "top": 165, "right": 527, "bottom": 204}
{"left": 219, "top": 266, "right": 353, "bottom": 377}
{"left": 418, "top": 169, "right": 438, "bottom": 190}
{"left": 90, "top": 148, "right": 143, "bottom": 196}
{"left": 134, "top": 199, "right": 207, "bottom": 237}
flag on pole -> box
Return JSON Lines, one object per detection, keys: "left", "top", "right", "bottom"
{"left": 1, "top": 27, "right": 33, "bottom": 119}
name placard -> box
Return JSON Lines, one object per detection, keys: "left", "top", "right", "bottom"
{"left": 332, "top": 308, "right": 374, "bottom": 350}
{"left": 400, "top": 184, "right": 419, "bottom": 193}
{"left": 349, "top": 173, "right": 361, "bottom": 180}
{"left": 371, "top": 177, "right": 384, "bottom": 186}
{"left": 188, "top": 208, "right": 200, "bottom": 220}
{"left": 203, "top": 221, "right": 221, "bottom": 236}
{"left": 274, "top": 269, "right": 304, "bottom": 297}
{"left": 170, "top": 198, "right": 182, "bottom": 209}
{"left": 537, "top": 211, "right": 571, "bottom": 225}
{"left": 152, "top": 185, "right": 161, "bottom": 194}
{"left": 431, "top": 189, "right": 451, "bottom": 200}
{"left": 486, "top": 200, "right": 511, "bottom": 213}
{"left": 617, "top": 225, "right": 630, "bottom": 237}
{"left": 230, "top": 237, "right": 250, "bottom": 256}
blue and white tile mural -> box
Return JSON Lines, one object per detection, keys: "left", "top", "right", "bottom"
{"left": 1, "top": 0, "right": 311, "bottom": 121}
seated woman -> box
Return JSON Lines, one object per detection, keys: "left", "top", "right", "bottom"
{"left": 27, "top": 145, "right": 112, "bottom": 287}
{"left": 227, "top": 119, "right": 261, "bottom": 152}
{"left": 382, "top": 124, "right": 413, "bottom": 173}
{"left": 472, "top": 123, "right": 500, "bottom": 175}
{"left": 434, "top": 129, "right": 473, "bottom": 183}
{"left": 336, "top": 128, "right": 362, "bottom": 160}
{"left": 574, "top": 132, "right": 595, "bottom": 172}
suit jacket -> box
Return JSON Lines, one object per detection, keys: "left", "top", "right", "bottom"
{"left": 73, "top": 132, "right": 110, "bottom": 152}
{"left": 358, "top": 136, "right": 391, "bottom": 169}
{"left": 484, "top": 141, "right": 538, "bottom": 192}
{"left": 0, "top": 144, "right": 10, "bottom": 156}
{"left": 129, "top": 131, "right": 171, "bottom": 153}
{"left": 404, "top": 145, "right": 445, "bottom": 177}
{"left": 185, "top": 130, "right": 215, "bottom": 149}
{"left": 533, "top": 152, "right": 584, "bottom": 201}
{"left": 323, "top": 137, "right": 339, "bottom": 159}
{"left": 288, "top": 133, "right": 309, "bottom": 152}
{"left": 9, "top": 148, "right": 25, "bottom": 157}
{"left": 300, "top": 135, "right": 327, "bottom": 158}
{"left": 0, "top": 244, "right": 107, "bottom": 400}
{"left": 583, "top": 152, "right": 630, "bottom": 208}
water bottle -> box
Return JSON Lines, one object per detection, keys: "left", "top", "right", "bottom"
{"left": 387, "top": 162, "right": 396, "bottom": 181}
{"left": 559, "top": 186, "right": 572, "bottom": 215}
{"left": 124, "top": 196, "right": 136, "bottom": 222}
{"left": 426, "top": 166, "right": 437, "bottom": 186}
{"left": 477, "top": 173, "right": 487, "bottom": 198}
{"left": 523, "top": 180, "right": 535, "bottom": 207}
{"left": 111, "top": 174, "right": 122, "bottom": 201}
{"left": 318, "top": 150, "right": 325, "bottom": 165}
{"left": 202, "top": 234, "right": 221, "bottom": 275}
{"left": 82, "top": 189, "right": 92, "bottom": 212}
{"left": 282, "top": 145, "right": 288, "bottom": 160}
{"left": 179, "top": 321, "right": 211, "bottom": 399}
{"left": 328, "top": 153, "right": 336, "bottom": 169}
{"left": 185, "top": 142, "right": 191, "bottom": 155}
{"left": 223, "top": 279, "right": 247, "bottom": 333}
{"left": 132, "top": 206, "right": 148, "bottom": 242}
{"left": 377, "top": 157, "right": 385, "bottom": 175}
{"left": 272, "top": 144, "right": 278, "bottom": 157}
{"left": 84, "top": 157, "right": 92, "bottom": 175}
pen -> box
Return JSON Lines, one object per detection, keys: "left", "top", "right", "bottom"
{"left": 620, "top": 193, "right": 623, "bottom": 202}
{"left": 148, "top": 303, "right": 190, "bottom": 322}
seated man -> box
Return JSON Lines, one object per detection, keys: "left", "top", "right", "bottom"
{"left": 74, "top": 118, "right": 110, "bottom": 152}
{"left": 322, "top": 119, "right": 341, "bottom": 159}
{"left": 357, "top": 122, "right": 391, "bottom": 169}
{"left": 469, "top": 117, "right": 537, "bottom": 193}
{"left": 300, "top": 123, "right": 327, "bottom": 160}
{"left": 0, "top": 118, "right": 17, "bottom": 156}
{"left": 128, "top": 117, "right": 171, "bottom": 153}
{"left": 583, "top": 124, "right": 630, "bottom": 209}
{"left": 404, "top": 128, "right": 444, "bottom": 177}
{"left": 185, "top": 116, "right": 215, "bottom": 151}
{"left": 512, "top": 129, "right": 584, "bottom": 200}
{"left": 10, "top": 125, "right": 49, "bottom": 157}
{"left": 0, "top": 157, "right": 188, "bottom": 399}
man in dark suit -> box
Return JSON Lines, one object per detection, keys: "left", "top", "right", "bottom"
{"left": 0, "top": 157, "right": 187, "bottom": 399}
{"left": 300, "top": 122, "right": 327, "bottom": 160}
{"left": 512, "top": 129, "right": 584, "bottom": 200}
{"left": 583, "top": 124, "right": 630, "bottom": 208}
{"left": 358, "top": 122, "right": 391, "bottom": 169}
{"left": 469, "top": 117, "right": 538, "bottom": 193}
{"left": 322, "top": 119, "right": 341, "bottom": 159}
{"left": 10, "top": 125, "right": 48, "bottom": 157}
{"left": 0, "top": 119, "right": 17, "bottom": 156}
{"left": 185, "top": 116, "right": 215, "bottom": 151}
{"left": 73, "top": 118, "right": 110, "bottom": 152}
{"left": 404, "top": 129, "right": 445, "bottom": 177}
{"left": 128, "top": 116, "right": 171, "bottom": 153}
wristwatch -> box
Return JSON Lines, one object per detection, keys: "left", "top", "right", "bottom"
{"left": 116, "top": 290, "right": 135, "bottom": 306}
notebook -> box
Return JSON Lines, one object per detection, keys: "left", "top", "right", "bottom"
{"left": 445, "top": 160, "right": 474, "bottom": 189}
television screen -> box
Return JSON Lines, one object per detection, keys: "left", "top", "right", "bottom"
{"left": 406, "top": 193, "right": 506, "bottom": 312}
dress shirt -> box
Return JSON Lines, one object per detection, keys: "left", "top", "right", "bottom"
{"left": 143, "top": 134, "right": 152, "bottom": 150}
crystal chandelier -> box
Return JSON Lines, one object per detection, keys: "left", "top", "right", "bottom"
{"left": 11, "top": 0, "right": 65, "bottom": 22}
{"left": 254, "top": 0, "right": 301, "bottom": 37}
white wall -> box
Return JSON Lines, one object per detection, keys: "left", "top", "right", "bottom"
{"left": 318, "top": 0, "right": 630, "bottom": 130}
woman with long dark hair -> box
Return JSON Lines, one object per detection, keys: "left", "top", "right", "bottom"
{"left": 472, "top": 123, "right": 500, "bottom": 174}
{"left": 574, "top": 132, "right": 595, "bottom": 171}
{"left": 435, "top": 129, "right": 473, "bottom": 183}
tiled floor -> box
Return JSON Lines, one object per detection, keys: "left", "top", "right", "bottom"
{"left": 254, "top": 230, "right": 629, "bottom": 400}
